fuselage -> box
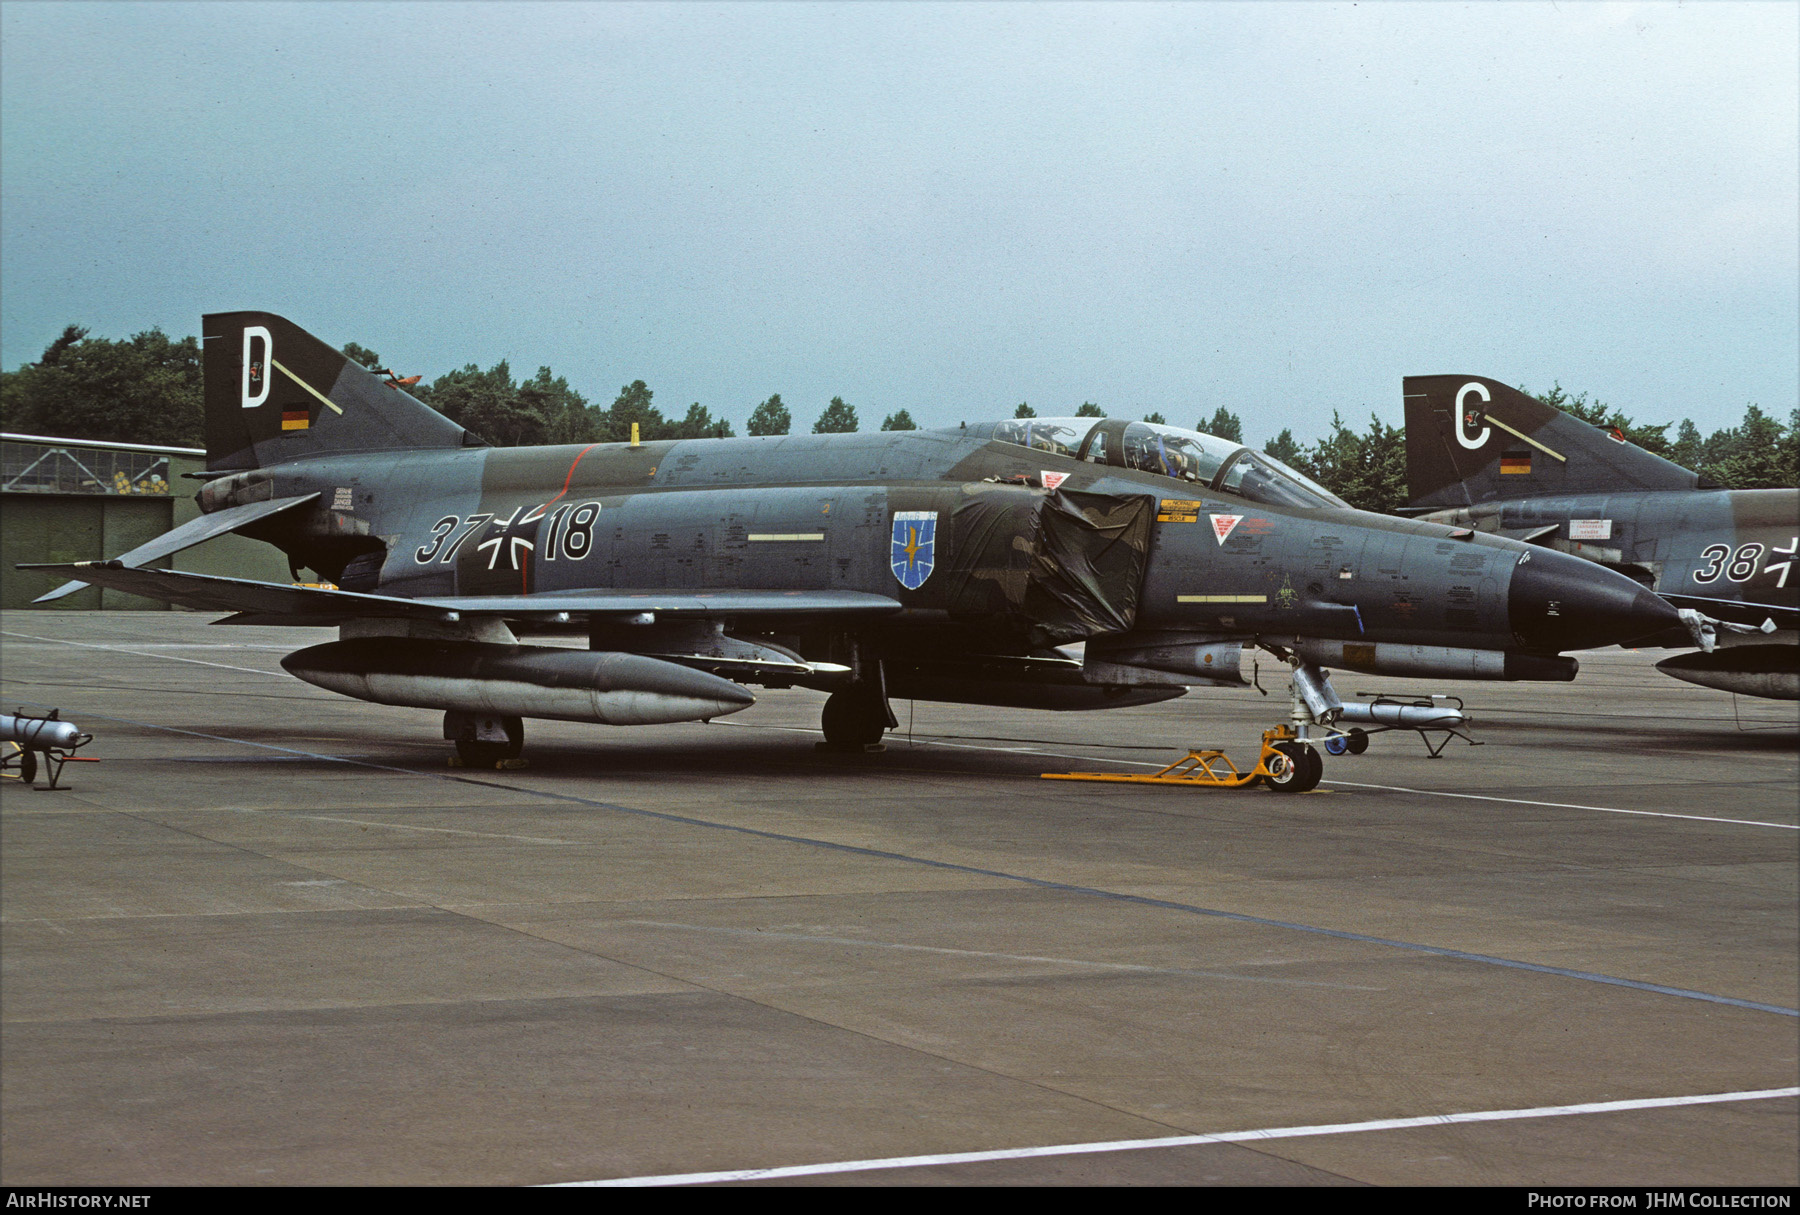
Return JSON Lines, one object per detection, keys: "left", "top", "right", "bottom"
{"left": 201, "top": 420, "right": 1676, "bottom": 664}
{"left": 1418, "top": 487, "right": 1800, "bottom": 631}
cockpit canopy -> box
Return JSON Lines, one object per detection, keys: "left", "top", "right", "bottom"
{"left": 991, "top": 416, "right": 1348, "bottom": 510}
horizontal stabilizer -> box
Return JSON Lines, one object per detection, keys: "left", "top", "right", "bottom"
{"left": 32, "top": 493, "right": 320, "bottom": 603}
{"left": 20, "top": 563, "right": 458, "bottom": 619}
{"left": 17, "top": 562, "right": 904, "bottom": 623}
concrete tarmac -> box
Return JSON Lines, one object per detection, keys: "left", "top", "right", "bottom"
{"left": 2, "top": 611, "right": 1795, "bottom": 1187}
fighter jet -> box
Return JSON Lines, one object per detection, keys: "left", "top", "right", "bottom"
{"left": 1402, "top": 375, "right": 1798, "bottom": 700}
{"left": 22, "top": 314, "right": 1684, "bottom": 788}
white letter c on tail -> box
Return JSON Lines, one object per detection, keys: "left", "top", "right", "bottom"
{"left": 1455, "top": 382, "right": 1490, "bottom": 450}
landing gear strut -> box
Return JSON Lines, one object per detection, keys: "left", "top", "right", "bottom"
{"left": 445, "top": 711, "right": 525, "bottom": 769}
{"left": 1272, "top": 659, "right": 1334, "bottom": 792}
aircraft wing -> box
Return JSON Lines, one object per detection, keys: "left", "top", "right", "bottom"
{"left": 419, "top": 589, "right": 905, "bottom": 620}
{"left": 32, "top": 492, "right": 321, "bottom": 603}
{"left": 16, "top": 562, "right": 903, "bottom": 624}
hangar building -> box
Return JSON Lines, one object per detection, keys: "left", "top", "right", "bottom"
{"left": 3, "top": 432, "right": 290, "bottom": 609}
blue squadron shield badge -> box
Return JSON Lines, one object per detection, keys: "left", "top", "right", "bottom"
{"left": 891, "top": 510, "right": 936, "bottom": 590}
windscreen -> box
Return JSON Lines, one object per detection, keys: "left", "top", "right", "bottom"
{"left": 1216, "top": 449, "right": 1348, "bottom": 509}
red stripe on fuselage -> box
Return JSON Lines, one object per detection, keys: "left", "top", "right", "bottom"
{"left": 519, "top": 442, "right": 603, "bottom": 595}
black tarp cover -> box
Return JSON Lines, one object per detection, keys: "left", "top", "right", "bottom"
{"left": 943, "top": 484, "right": 1153, "bottom": 644}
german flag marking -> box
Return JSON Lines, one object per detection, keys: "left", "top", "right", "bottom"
{"left": 281, "top": 410, "right": 310, "bottom": 431}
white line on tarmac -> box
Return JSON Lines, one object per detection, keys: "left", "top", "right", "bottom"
{"left": 724, "top": 723, "right": 1796, "bottom": 831}
{"left": 230, "top": 809, "right": 572, "bottom": 846}
{"left": 11, "top": 635, "right": 1789, "bottom": 832}
{"left": 1321, "top": 780, "right": 1798, "bottom": 830}
{"left": 557, "top": 1086, "right": 1800, "bottom": 1186}
{"left": 621, "top": 919, "right": 1386, "bottom": 990}
{"left": 1, "top": 631, "right": 292, "bottom": 678}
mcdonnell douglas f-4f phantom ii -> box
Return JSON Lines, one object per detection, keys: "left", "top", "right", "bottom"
{"left": 26, "top": 313, "right": 1684, "bottom": 788}
{"left": 1403, "top": 376, "right": 1799, "bottom": 700}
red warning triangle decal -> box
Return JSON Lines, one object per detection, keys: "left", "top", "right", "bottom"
{"left": 1210, "top": 514, "right": 1243, "bottom": 545}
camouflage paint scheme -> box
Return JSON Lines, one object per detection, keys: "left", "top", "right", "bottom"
{"left": 1404, "top": 374, "right": 1799, "bottom": 698}
{"left": 21, "top": 315, "right": 1689, "bottom": 755}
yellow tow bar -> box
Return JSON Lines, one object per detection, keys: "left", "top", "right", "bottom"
{"left": 1042, "top": 724, "right": 1311, "bottom": 790}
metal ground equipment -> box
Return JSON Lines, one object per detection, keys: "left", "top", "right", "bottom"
{"left": 2, "top": 710, "right": 95, "bottom": 791}
{"left": 1326, "top": 691, "right": 1479, "bottom": 758}
{"left": 1042, "top": 723, "right": 1324, "bottom": 793}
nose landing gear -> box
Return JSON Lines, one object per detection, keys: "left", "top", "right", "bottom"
{"left": 1264, "top": 734, "right": 1325, "bottom": 792}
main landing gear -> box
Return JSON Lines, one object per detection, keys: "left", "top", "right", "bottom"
{"left": 445, "top": 711, "right": 525, "bottom": 769}
{"left": 818, "top": 658, "right": 898, "bottom": 751}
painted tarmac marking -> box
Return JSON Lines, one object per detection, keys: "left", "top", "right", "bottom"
{"left": 2, "top": 631, "right": 291, "bottom": 679}
{"left": 622, "top": 920, "right": 1387, "bottom": 990}
{"left": 12, "top": 634, "right": 1785, "bottom": 830}
{"left": 730, "top": 724, "right": 1798, "bottom": 832}
{"left": 561, "top": 1086, "right": 1800, "bottom": 1186}
{"left": 1321, "top": 779, "right": 1797, "bottom": 830}
{"left": 232, "top": 809, "right": 572, "bottom": 846}
{"left": 13, "top": 695, "right": 1798, "bottom": 1022}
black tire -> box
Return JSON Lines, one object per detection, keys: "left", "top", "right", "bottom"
{"left": 821, "top": 687, "right": 886, "bottom": 747}
{"left": 454, "top": 717, "right": 524, "bottom": 767}
{"left": 1345, "top": 728, "right": 1369, "bottom": 756}
{"left": 455, "top": 740, "right": 506, "bottom": 767}
{"left": 1263, "top": 742, "right": 1303, "bottom": 792}
{"left": 1265, "top": 741, "right": 1322, "bottom": 794}
{"left": 18, "top": 748, "right": 37, "bottom": 785}
{"left": 1324, "top": 733, "right": 1349, "bottom": 756}
{"left": 1299, "top": 743, "right": 1324, "bottom": 788}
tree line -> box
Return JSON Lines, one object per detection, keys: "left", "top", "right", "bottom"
{"left": 3, "top": 324, "right": 1794, "bottom": 512}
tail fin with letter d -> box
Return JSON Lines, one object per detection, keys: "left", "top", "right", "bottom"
{"left": 1402, "top": 374, "right": 1700, "bottom": 510}
{"left": 203, "top": 311, "right": 474, "bottom": 472}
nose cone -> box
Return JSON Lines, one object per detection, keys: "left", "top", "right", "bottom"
{"left": 1508, "top": 548, "right": 1682, "bottom": 652}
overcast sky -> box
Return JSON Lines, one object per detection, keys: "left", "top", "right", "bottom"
{"left": 3, "top": 1, "right": 1794, "bottom": 443}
